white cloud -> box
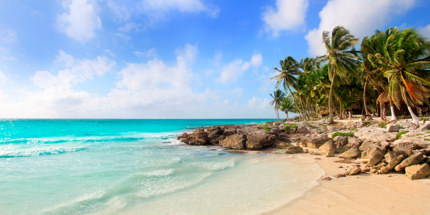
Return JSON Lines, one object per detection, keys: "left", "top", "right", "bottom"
{"left": 134, "top": 48, "right": 157, "bottom": 58}
{"left": 306, "top": 0, "right": 416, "bottom": 56}
{"left": 262, "top": 0, "right": 308, "bottom": 36}
{"left": 56, "top": 0, "right": 102, "bottom": 43}
{"left": 419, "top": 24, "right": 430, "bottom": 40}
{"left": 32, "top": 50, "right": 114, "bottom": 89}
{"left": 0, "top": 70, "right": 7, "bottom": 84}
{"left": 218, "top": 54, "right": 263, "bottom": 83}
{"left": 0, "top": 46, "right": 276, "bottom": 118}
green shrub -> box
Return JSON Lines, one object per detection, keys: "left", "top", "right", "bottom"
{"left": 263, "top": 124, "right": 270, "bottom": 131}
{"left": 396, "top": 131, "right": 408, "bottom": 139}
{"left": 284, "top": 124, "right": 298, "bottom": 130}
{"left": 332, "top": 132, "right": 354, "bottom": 138}
{"left": 378, "top": 122, "right": 387, "bottom": 128}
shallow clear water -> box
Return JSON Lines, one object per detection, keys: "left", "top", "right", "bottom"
{"left": 0, "top": 119, "right": 323, "bottom": 215}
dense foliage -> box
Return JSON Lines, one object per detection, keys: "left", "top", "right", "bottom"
{"left": 269, "top": 26, "right": 430, "bottom": 125}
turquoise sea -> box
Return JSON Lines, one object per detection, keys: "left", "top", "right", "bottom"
{"left": 0, "top": 119, "right": 323, "bottom": 215}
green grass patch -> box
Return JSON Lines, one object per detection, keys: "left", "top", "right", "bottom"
{"left": 332, "top": 132, "right": 354, "bottom": 138}
{"left": 263, "top": 124, "right": 270, "bottom": 131}
{"left": 396, "top": 131, "right": 408, "bottom": 139}
{"left": 378, "top": 122, "right": 387, "bottom": 128}
{"left": 284, "top": 124, "right": 298, "bottom": 130}
{"left": 424, "top": 139, "right": 430, "bottom": 141}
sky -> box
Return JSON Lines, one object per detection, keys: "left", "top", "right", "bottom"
{"left": 0, "top": 0, "right": 429, "bottom": 118}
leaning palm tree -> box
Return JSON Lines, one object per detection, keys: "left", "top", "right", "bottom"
{"left": 272, "top": 56, "right": 304, "bottom": 119}
{"left": 319, "top": 26, "right": 360, "bottom": 123}
{"left": 270, "top": 89, "right": 286, "bottom": 121}
{"left": 368, "top": 28, "right": 430, "bottom": 124}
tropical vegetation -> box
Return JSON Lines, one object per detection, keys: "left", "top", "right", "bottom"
{"left": 269, "top": 26, "right": 430, "bottom": 125}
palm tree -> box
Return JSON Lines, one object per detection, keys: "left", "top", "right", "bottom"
{"left": 368, "top": 28, "right": 430, "bottom": 124}
{"left": 270, "top": 89, "right": 286, "bottom": 121}
{"left": 280, "top": 95, "right": 295, "bottom": 120}
{"left": 272, "top": 56, "right": 304, "bottom": 119}
{"left": 320, "top": 26, "right": 360, "bottom": 123}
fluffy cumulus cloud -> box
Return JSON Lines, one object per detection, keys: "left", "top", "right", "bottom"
{"left": 0, "top": 45, "right": 275, "bottom": 118}
{"left": 419, "top": 24, "right": 430, "bottom": 39}
{"left": 217, "top": 54, "right": 263, "bottom": 83}
{"left": 56, "top": 0, "right": 102, "bottom": 43}
{"left": 306, "top": 0, "right": 416, "bottom": 56}
{"left": 262, "top": 0, "right": 308, "bottom": 36}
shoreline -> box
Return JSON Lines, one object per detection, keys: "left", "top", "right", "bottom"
{"left": 268, "top": 153, "right": 430, "bottom": 215}
{"left": 178, "top": 117, "right": 430, "bottom": 214}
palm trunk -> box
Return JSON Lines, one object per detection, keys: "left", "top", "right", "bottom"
{"left": 275, "top": 109, "right": 280, "bottom": 121}
{"left": 286, "top": 85, "right": 303, "bottom": 120}
{"left": 328, "top": 77, "right": 335, "bottom": 124}
{"left": 389, "top": 101, "right": 397, "bottom": 121}
{"left": 363, "top": 75, "right": 370, "bottom": 117}
{"left": 407, "top": 106, "right": 420, "bottom": 125}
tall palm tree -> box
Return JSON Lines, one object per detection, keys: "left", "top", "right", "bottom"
{"left": 272, "top": 56, "right": 304, "bottom": 119}
{"left": 270, "top": 89, "right": 286, "bottom": 121}
{"left": 320, "top": 26, "right": 360, "bottom": 123}
{"left": 368, "top": 28, "right": 430, "bottom": 124}
{"left": 280, "top": 95, "right": 295, "bottom": 120}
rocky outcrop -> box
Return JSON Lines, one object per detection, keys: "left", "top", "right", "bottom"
{"left": 178, "top": 129, "right": 209, "bottom": 145}
{"left": 405, "top": 163, "right": 430, "bottom": 180}
{"left": 319, "top": 141, "right": 336, "bottom": 157}
{"left": 305, "top": 134, "right": 330, "bottom": 149}
{"left": 245, "top": 130, "right": 275, "bottom": 150}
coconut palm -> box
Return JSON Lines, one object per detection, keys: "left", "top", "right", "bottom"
{"left": 320, "top": 26, "right": 360, "bottom": 123}
{"left": 270, "top": 89, "right": 286, "bottom": 121}
{"left": 280, "top": 95, "right": 295, "bottom": 120}
{"left": 272, "top": 56, "right": 304, "bottom": 118}
{"left": 368, "top": 28, "right": 430, "bottom": 124}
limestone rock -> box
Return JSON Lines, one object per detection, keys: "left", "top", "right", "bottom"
{"left": 306, "top": 134, "right": 330, "bottom": 149}
{"left": 384, "top": 151, "right": 402, "bottom": 163}
{"left": 319, "top": 141, "right": 335, "bottom": 154}
{"left": 284, "top": 145, "right": 304, "bottom": 154}
{"left": 178, "top": 130, "right": 209, "bottom": 145}
{"left": 245, "top": 130, "right": 275, "bottom": 150}
{"left": 338, "top": 147, "right": 360, "bottom": 159}
{"left": 219, "top": 134, "right": 246, "bottom": 149}
{"left": 387, "top": 124, "right": 399, "bottom": 132}
{"left": 367, "top": 147, "right": 385, "bottom": 166}
{"left": 380, "top": 155, "right": 404, "bottom": 174}
{"left": 419, "top": 121, "right": 430, "bottom": 131}
{"left": 393, "top": 142, "right": 422, "bottom": 156}
{"left": 405, "top": 163, "right": 430, "bottom": 180}
{"left": 297, "top": 125, "right": 309, "bottom": 134}
{"left": 359, "top": 140, "right": 377, "bottom": 158}
{"left": 347, "top": 167, "right": 361, "bottom": 175}
{"left": 394, "top": 152, "right": 425, "bottom": 172}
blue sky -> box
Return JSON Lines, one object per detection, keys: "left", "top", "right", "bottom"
{"left": 0, "top": 0, "right": 429, "bottom": 118}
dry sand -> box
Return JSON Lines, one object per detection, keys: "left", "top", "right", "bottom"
{"left": 268, "top": 154, "right": 430, "bottom": 215}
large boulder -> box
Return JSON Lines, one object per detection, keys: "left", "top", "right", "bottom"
{"left": 245, "top": 130, "right": 275, "bottom": 150}
{"left": 405, "top": 163, "right": 430, "bottom": 180}
{"left": 394, "top": 152, "right": 425, "bottom": 172}
{"left": 284, "top": 145, "right": 304, "bottom": 154}
{"left": 338, "top": 147, "right": 360, "bottom": 159}
{"left": 305, "top": 134, "right": 330, "bottom": 149}
{"left": 359, "top": 140, "right": 378, "bottom": 159}
{"left": 296, "top": 125, "right": 309, "bottom": 134}
{"left": 387, "top": 124, "right": 399, "bottom": 132}
{"left": 380, "top": 155, "right": 404, "bottom": 174}
{"left": 219, "top": 134, "right": 246, "bottom": 149}
{"left": 367, "top": 147, "right": 385, "bottom": 167}
{"left": 319, "top": 141, "right": 336, "bottom": 157}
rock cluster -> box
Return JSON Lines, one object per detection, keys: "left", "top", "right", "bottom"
{"left": 178, "top": 120, "right": 430, "bottom": 180}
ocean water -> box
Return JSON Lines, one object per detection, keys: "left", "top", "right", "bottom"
{"left": 0, "top": 119, "right": 324, "bottom": 215}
